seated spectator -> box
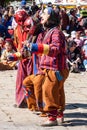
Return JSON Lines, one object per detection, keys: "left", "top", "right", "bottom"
{"left": 70, "top": 30, "right": 83, "bottom": 48}
{"left": 67, "top": 40, "right": 83, "bottom": 73}
{"left": 0, "top": 38, "right": 17, "bottom": 70}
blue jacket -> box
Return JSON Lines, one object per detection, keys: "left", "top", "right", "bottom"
{"left": 0, "top": 24, "right": 11, "bottom": 38}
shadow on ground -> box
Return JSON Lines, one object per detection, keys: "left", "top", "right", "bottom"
{"left": 63, "top": 119, "right": 87, "bottom": 126}
{"left": 66, "top": 103, "right": 87, "bottom": 109}
{"left": 63, "top": 103, "right": 87, "bottom": 126}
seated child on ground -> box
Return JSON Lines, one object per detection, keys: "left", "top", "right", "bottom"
{"left": 0, "top": 38, "right": 17, "bottom": 70}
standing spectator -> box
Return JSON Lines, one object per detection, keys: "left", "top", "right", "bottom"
{"left": 76, "top": 4, "right": 81, "bottom": 18}
{"left": 60, "top": 7, "right": 69, "bottom": 31}
{"left": 31, "top": 1, "right": 39, "bottom": 15}
{"left": 69, "top": 8, "right": 78, "bottom": 33}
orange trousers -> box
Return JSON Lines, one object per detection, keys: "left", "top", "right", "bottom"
{"left": 23, "top": 69, "right": 69, "bottom": 112}
{"left": 23, "top": 74, "right": 44, "bottom": 111}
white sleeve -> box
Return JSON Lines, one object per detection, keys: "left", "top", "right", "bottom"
{"left": 12, "top": 18, "right": 17, "bottom": 30}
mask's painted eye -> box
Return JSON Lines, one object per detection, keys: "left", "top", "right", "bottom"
{"left": 26, "top": 25, "right": 31, "bottom": 28}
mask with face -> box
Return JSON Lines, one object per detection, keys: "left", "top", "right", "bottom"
{"left": 14, "top": 10, "right": 28, "bottom": 26}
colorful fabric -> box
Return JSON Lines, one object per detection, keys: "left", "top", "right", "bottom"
{"left": 31, "top": 27, "right": 67, "bottom": 71}
{"left": 23, "top": 74, "right": 37, "bottom": 109}
{"left": 14, "top": 25, "right": 28, "bottom": 51}
{"left": 31, "top": 43, "right": 49, "bottom": 55}
{"left": 23, "top": 74, "right": 45, "bottom": 110}
{"left": 33, "top": 54, "right": 39, "bottom": 75}
{"left": 23, "top": 68, "right": 69, "bottom": 112}
{"left": 58, "top": 68, "right": 69, "bottom": 111}
{"left": 1, "top": 49, "right": 16, "bottom": 62}
{"left": 16, "top": 59, "right": 33, "bottom": 106}
{"left": 8, "top": 52, "right": 22, "bottom": 61}
{"left": 14, "top": 23, "right": 34, "bottom": 107}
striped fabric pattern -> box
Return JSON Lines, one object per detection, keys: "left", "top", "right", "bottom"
{"left": 31, "top": 27, "right": 67, "bottom": 71}
{"left": 31, "top": 43, "right": 49, "bottom": 55}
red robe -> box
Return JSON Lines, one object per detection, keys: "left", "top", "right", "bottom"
{"left": 14, "top": 25, "right": 33, "bottom": 107}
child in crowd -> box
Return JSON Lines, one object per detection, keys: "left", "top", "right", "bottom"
{"left": 0, "top": 38, "right": 17, "bottom": 70}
